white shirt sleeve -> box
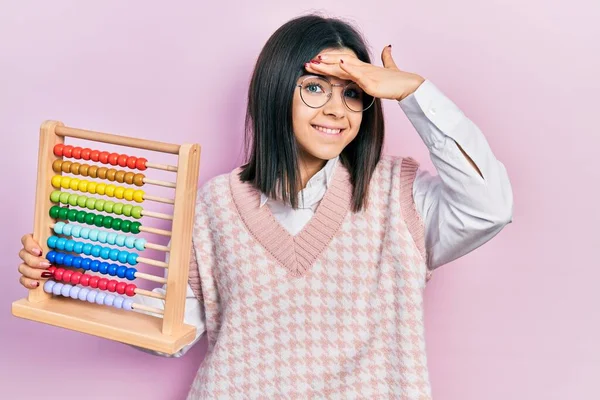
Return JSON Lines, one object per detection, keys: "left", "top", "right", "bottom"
{"left": 398, "top": 79, "right": 514, "bottom": 270}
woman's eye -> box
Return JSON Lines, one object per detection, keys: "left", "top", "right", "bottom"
{"left": 344, "top": 89, "right": 361, "bottom": 99}
{"left": 306, "top": 84, "right": 323, "bottom": 93}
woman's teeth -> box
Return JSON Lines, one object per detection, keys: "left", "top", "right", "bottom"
{"left": 313, "top": 125, "right": 342, "bottom": 134}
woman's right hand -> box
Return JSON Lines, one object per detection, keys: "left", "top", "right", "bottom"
{"left": 18, "top": 234, "right": 53, "bottom": 289}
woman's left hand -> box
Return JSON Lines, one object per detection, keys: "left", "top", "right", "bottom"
{"left": 304, "top": 45, "right": 425, "bottom": 102}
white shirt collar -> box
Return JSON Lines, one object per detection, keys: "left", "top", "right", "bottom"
{"left": 259, "top": 156, "right": 339, "bottom": 208}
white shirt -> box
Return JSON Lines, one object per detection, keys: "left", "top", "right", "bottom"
{"left": 137, "top": 79, "right": 514, "bottom": 357}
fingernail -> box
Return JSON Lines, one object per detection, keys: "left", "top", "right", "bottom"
{"left": 340, "top": 59, "right": 344, "bottom": 64}
{"left": 388, "top": 44, "right": 392, "bottom": 48}
{"left": 41, "top": 271, "right": 53, "bottom": 278}
{"left": 317, "top": 55, "right": 323, "bottom": 60}
{"left": 33, "top": 248, "right": 42, "bottom": 256}
{"left": 32, "top": 281, "right": 39, "bottom": 288}
{"left": 310, "top": 60, "right": 320, "bottom": 64}
{"left": 40, "top": 261, "right": 51, "bottom": 268}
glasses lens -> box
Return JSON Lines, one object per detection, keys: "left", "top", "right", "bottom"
{"left": 300, "top": 76, "right": 331, "bottom": 108}
{"left": 343, "top": 82, "right": 374, "bottom": 112}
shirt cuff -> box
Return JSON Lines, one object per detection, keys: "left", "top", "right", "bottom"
{"left": 398, "top": 79, "right": 466, "bottom": 149}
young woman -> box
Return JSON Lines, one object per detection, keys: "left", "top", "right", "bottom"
{"left": 17, "top": 14, "right": 513, "bottom": 399}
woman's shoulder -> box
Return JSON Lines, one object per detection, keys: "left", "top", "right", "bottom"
{"left": 376, "top": 154, "right": 420, "bottom": 174}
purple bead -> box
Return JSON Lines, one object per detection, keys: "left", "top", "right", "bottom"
{"left": 69, "top": 286, "right": 81, "bottom": 299}
{"left": 52, "top": 282, "right": 64, "bottom": 295}
{"left": 78, "top": 287, "right": 90, "bottom": 301}
{"left": 60, "top": 284, "right": 72, "bottom": 297}
{"left": 95, "top": 292, "right": 107, "bottom": 305}
{"left": 104, "top": 294, "right": 116, "bottom": 307}
{"left": 123, "top": 298, "right": 134, "bottom": 311}
{"left": 86, "top": 290, "right": 97, "bottom": 303}
{"left": 43, "top": 280, "right": 56, "bottom": 293}
{"left": 113, "top": 296, "right": 124, "bottom": 309}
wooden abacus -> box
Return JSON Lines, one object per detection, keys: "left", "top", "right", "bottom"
{"left": 12, "top": 120, "right": 201, "bottom": 355}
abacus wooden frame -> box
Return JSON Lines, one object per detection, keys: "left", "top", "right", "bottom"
{"left": 12, "top": 120, "right": 201, "bottom": 355}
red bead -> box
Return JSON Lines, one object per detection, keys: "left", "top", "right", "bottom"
{"left": 98, "top": 278, "right": 109, "bottom": 291}
{"left": 115, "top": 282, "right": 127, "bottom": 294}
{"left": 53, "top": 144, "right": 64, "bottom": 157}
{"left": 72, "top": 147, "right": 82, "bottom": 159}
{"left": 107, "top": 280, "right": 118, "bottom": 292}
{"left": 54, "top": 268, "right": 65, "bottom": 280}
{"left": 125, "top": 284, "right": 136, "bottom": 297}
{"left": 89, "top": 276, "right": 100, "bottom": 288}
{"left": 70, "top": 272, "right": 82, "bottom": 285}
{"left": 136, "top": 157, "right": 147, "bottom": 171}
{"left": 108, "top": 153, "right": 119, "bottom": 165}
{"left": 80, "top": 274, "right": 91, "bottom": 286}
{"left": 126, "top": 156, "right": 137, "bottom": 169}
{"left": 90, "top": 150, "right": 100, "bottom": 162}
{"left": 47, "top": 266, "right": 57, "bottom": 274}
{"left": 117, "top": 155, "right": 129, "bottom": 167}
{"left": 81, "top": 148, "right": 92, "bottom": 160}
{"left": 99, "top": 151, "right": 110, "bottom": 164}
{"left": 63, "top": 145, "right": 73, "bottom": 158}
{"left": 62, "top": 270, "right": 73, "bottom": 282}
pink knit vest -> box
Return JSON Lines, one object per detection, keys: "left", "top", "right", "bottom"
{"left": 186, "top": 155, "right": 431, "bottom": 399}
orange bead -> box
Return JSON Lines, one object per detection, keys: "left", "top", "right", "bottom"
{"left": 52, "top": 160, "right": 62, "bottom": 173}
{"left": 71, "top": 162, "right": 81, "bottom": 175}
{"left": 72, "top": 147, "right": 82, "bottom": 159}
{"left": 63, "top": 145, "right": 73, "bottom": 158}
{"left": 106, "top": 168, "right": 117, "bottom": 181}
{"left": 97, "top": 167, "right": 108, "bottom": 179}
{"left": 108, "top": 153, "right": 119, "bottom": 166}
{"left": 53, "top": 144, "right": 64, "bottom": 157}
{"left": 136, "top": 157, "right": 147, "bottom": 171}
{"left": 124, "top": 172, "right": 134, "bottom": 184}
{"left": 133, "top": 174, "right": 145, "bottom": 187}
{"left": 99, "top": 151, "right": 110, "bottom": 164}
{"left": 79, "top": 164, "right": 89, "bottom": 176}
{"left": 115, "top": 170, "right": 126, "bottom": 183}
{"left": 88, "top": 165, "right": 98, "bottom": 178}
{"left": 61, "top": 160, "right": 71, "bottom": 173}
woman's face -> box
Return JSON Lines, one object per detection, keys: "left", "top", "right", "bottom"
{"left": 292, "top": 48, "right": 363, "bottom": 168}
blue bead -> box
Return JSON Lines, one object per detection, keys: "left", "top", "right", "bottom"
{"left": 115, "top": 235, "right": 126, "bottom": 247}
{"left": 82, "top": 243, "right": 93, "bottom": 255}
{"left": 72, "top": 257, "right": 82, "bottom": 269}
{"left": 106, "top": 232, "right": 118, "bottom": 245}
{"left": 61, "top": 284, "right": 72, "bottom": 297}
{"left": 71, "top": 224, "right": 82, "bottom": 238}
{"left": 123, "top": 298, "right": 134, "bottom": 311}
{"left": 64, "top": 240, "right": 75, "bottom": 252}
{"left": 78, "top": 287, "right": 90, "bottom": 301}
{"left": 95, "top": 292, "right": 107, "bottom": 305}
{"left": 46, "top": 251, "right": 57, "bottom": 263}
{"left": 107, "top": 264, "right": 118, "bottom": 276}
{"left": 125, "top": 268, "right": 137, "bottom": 281}
{"left": 90, "top": 260, "right": 100, "bottom": 272}
{"left": 134, "top": 238, "right": 146, "bottom": 251}
{"left": 62, "top": 223, "right": 72, "bottom": 236}
{"left": 81, "top": 258, "right": 91, "bottom": 270}
{"left": 69, "top": 286, "right": 80, "bottom": 299}
{"left": 56, "top": 238, "right": 67, "bottom": 251}
{"left": 47, "top": 236, "right": 58, "bottom": 249}
{"left": 80, "top": 227, "right": 90, "bottom": 239}
{"left": 63, "top": 255, "right": 74, "bottom": 267}
{"left": 113, "top": 296, "right": 124, "bottom": 309}
{"left": 89, "top": 229, "right": 99, "bottom": 241}
{"left": 90, "top": 245, "right": 101, "bottom": 258}
{"left": 99, "top": 247, "right": 111, "bottom": 259}
{"left": 97, "top": 231, "right": 108, "bottom": 244}
{"left": 127, "top": 253, "right": 138, "bottom": 265}
{"left": 99, "top": 262, "right": 110, "bottom": 274}
{"left": 73, "top": 242, "right": 84, "bottom": 254}
{"left": 124, "top": 237, "right": 136, "bottom": 249}
{"left": 86, "top": 290, "right": 97, "bottom": 303}
{"left": 55, "top": 253, "right": 65, "bottom": 265}
{"left": 43, "top": 280, "right": 55, "bottom": 293}
{"left": 52, "top": 282, "right": 63, "bottom": 296}
{"left": 54, "top": 221, "right": 65, "bottom": 235}
{"left": 116, "top": 266, "right": 127, "bottom": 278}
{"left": 111, "top": 249, "right": 122, "bottom": 262}
{"left": 104, "top": 294, "right": 116, "bottom": 307}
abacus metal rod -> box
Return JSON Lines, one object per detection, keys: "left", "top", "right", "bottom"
{"left": 55, "top": 126, "right": 181, "bottom": 154}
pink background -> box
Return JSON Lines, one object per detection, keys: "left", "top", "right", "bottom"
{"left": 1, "top": 1, "right": 598, "bottom": 399}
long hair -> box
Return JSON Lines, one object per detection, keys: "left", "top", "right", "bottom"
{"left": 239, "top": 14, "right": 385, "bottom": 213}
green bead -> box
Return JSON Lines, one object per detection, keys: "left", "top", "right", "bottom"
{"left": 77, "top": 195, "right": 87, "bottom": 208}
{"left": 104, "top": 201, "right": 115, "bottom": 213}
{"left": 68, "top": 195, "right": 78, "bottom": 207}
{"left": 131, "top": 206, "right": 142, "bottom": 219}
{"left": 85, "top": 213, "right": 95, "bottom": 225}
{"left": 95, "top": 199, "right": 105, "bottom": 212}
{"left": 130, "top": 221, "right": 141, "bottom": 234}
{"left": 112, "top": 218, "right": 122, "bottom": 230}
{"left": 102, "top": 216, "right": 113, "bottom": 229}
{"left": 67, "top": 209, "right": 78, "bottom": 221}
{"left": 58, "top": 192, "right": 70, "bottom": 204}
{"left": 58, "top": 207, "right": 69, "bottom": 220}
{"left": 113, "top": 203, "right": 123, "bottom": 215}
{"left": 49, "top": 206, "right": 60, "bottom": 218}
{"left": 85, "top": 197, "right": 96, "bottom": 210}
{"left": 122, "top": 204, "right": 133, "bottom": 216}
{"left": 94, "top": 214, "right": 104, "bottom": 227}
{"left": 121, "top": 220, "right": 131, "bottom": 233}
{"left": 76, "top": 211, "right": 86, "bottom": 223}
{"left": 50, "top": 191, "right": 61, "bottom": 203}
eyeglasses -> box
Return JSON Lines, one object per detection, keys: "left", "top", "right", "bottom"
{"left": 296, "top": 75, "right": 375, "bottom": 112}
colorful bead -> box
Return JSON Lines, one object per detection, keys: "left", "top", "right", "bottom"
{"left": 53, "top": 144, "right": 64, "bottom": 156}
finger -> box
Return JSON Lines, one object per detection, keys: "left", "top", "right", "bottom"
{"left": 337, "top": 60, "right": 364, "bottom": 84}
{"left": 21, "top": 233, "right": 42, "bottom": 256}
{"left": 304, "top": 61, "right": 354, "bottom": 81}
{"left": 19, "top": 263, "right": 53, "bottom": 280}
{"left": 381, "top": 45, "right": 399, "bottom": 70}
{"left": 315, "top": 53, "right": 362, "bottom": 65}
{"left": 20, "top": 275, "right": 40, "bottom": 289}
{"left": 18, "top": 248, "right": 51, "bottom": 269}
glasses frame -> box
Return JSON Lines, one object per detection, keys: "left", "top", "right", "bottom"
{"left": 296, "top": 74, "right": 375, "bottom": 113}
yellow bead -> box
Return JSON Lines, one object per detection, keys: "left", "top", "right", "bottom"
{"left": 133, "top": 190, "right": 144, "bottom": 203}
{"left": 69, "top": 178, "right": 80, "bottom": 191}
{"left": 105, "top": 185, "right": 116, "bottom": 197}
{"left": 123, "top": 188, "right": 134, "bottom": 201}
{"left": 96, "top": 183, "right": 106, "bottom": 195}
{"left": 51, "top": 175, "right": 62, "bottom": 188}
{"left": 87, "top": 181, "right": 97, "bottom": 194}
{"left": 78, "top": 180, "right": 88, "bottom": 192}
{"left": 60, "top": 177, "right": 71, "bottom": 189}
{"left": 114, "top": 187, "right": 125, "bottom": 199}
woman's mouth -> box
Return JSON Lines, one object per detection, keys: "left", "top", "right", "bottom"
{"left": 312, "top": 124, "right": 344, "bottom": 136}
